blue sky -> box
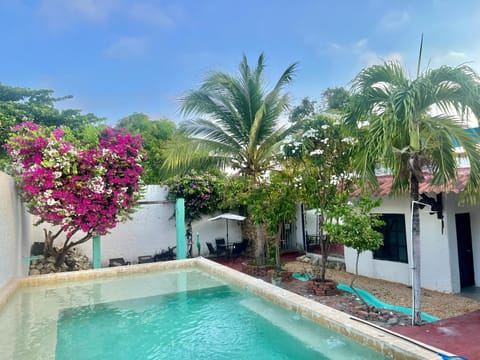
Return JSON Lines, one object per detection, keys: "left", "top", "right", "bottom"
{"left": 1, "top": 0, "right": 480, "bottom": 124}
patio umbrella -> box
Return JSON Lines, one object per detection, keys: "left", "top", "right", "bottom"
{"left": 207, "top": 213, "right": 246, "bottom": 246}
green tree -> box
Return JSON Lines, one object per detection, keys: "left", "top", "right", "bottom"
{"left": 163, "top": 53, "right": 299, "bottom": 264}
{"left": 0, "top": 82, "right": 104, "bottom": 164}
{"left": 289, "top": 97, "right": 317, "bottom": 123}
{"left": 283, "top": 114, "right": 356, "bottom": 281}
{"left": 116, "top": 112, "right": 176, "bottom": 183}
{"left": 345, "top": 41, "right": 480, "bottom": 324}
{"left": 322, "top": 87, "right": 350, "bottom": 112}
{"left": 247, "top": 170, "right": 299, "bottom": 270}
{"left": 325, "top": 196, "right": 384, "bottom": 303}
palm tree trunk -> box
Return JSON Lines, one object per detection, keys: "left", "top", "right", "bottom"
{"left": 255, "top": 224, "right": 265, "bottom": 265}
{"left": 411, "top": 175, "right": 422, "bottom": 325}
{"left": 275, "top": 224, "right": 282, "bottom": 271}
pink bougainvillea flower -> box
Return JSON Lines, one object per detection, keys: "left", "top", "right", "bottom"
{"left": 4, "top": 122, "right": 145, "bottom": 260}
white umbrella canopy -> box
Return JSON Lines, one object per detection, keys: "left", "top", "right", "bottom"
{"left": 208, "top": 213, "right": 246, "bottom": 245}
{"left": 208, "top": 213, "right": 246, "bottom": 222}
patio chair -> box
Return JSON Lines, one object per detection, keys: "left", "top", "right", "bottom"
{"left": 109, "top": 257, "right": 131, "bottom": 267}
{"left": 231, "top": 239, "right": 248, "bottom": 257}
{"left": 138, "top": 255, "right": 154, "bottom": 264}
{"left": 215, "top": 238, "right": 227, "bottom": 257}
{"left": 206, "top": 242, "right": 216, "bottom": 256}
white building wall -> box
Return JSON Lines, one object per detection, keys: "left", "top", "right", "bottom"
{"left": 29, "top": 186, "right": 243, "bottom": 267}
{"left": 445, "top": 193, "right": 480, "bottom": 292}
{"left": 344, "top": 194, "right": 455, "bottom": 293}
{"left": 0, "top": 172, "right": 30, "bottom": 289}
{"left": 305, "top": 209, "right": 319, "bottom": 236}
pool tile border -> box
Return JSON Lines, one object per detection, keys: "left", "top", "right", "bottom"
{"left": 0, "top": 257, "right": 446, "bottom": 360}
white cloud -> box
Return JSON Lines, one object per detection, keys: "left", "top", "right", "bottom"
{"left": 39, "top": 0, "right": 117, "bottom": 29}
{"left": 354, "top": 38, "right": 368, "bottom": 51}
{"left": 104, "top": 36, "right": 148, "bottom": 59}
{"left": 330, "top": 37, "right": 404, "bottom": 67}
{"left": 362, "top": 51, "right": 404, "bottom": 66}
{"left": 128, "top": 2, "right": 175, "bottom": 27}
{"left": 378, "top": 10, "right": 411, "bottom": 31}
{"left": 429, "top": 50, "right": 472, "bottom": 69}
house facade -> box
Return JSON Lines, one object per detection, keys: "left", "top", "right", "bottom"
{"left": 343, "top": 170, "right": 479, "bottom": 294}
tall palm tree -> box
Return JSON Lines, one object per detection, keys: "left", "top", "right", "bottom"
{"left": 163, "top": 53, "right": 298, "bottom": 263}
{"left": 346, "top": 41, "right": 480, "bottom": 325}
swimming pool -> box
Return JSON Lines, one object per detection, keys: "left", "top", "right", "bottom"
{"left": 0, "top": 258, "right": 440, "bottom": 359}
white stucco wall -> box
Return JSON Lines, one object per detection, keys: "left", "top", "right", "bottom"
{"left": 29, "top": 186, "right": 243, "bottom": 267}
{"left": 444, "top": 193, "right": 480, "bottom": 292}
{"left": 344, "top": 194, "right": 456, "bottom": 293}
{"left": 305, "top": 209, "right": 320, "bottom": 236}
{"left": 0, "top": 172, "right": 30, "bottom": 289}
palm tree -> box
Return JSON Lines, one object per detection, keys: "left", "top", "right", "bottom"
{"left": 346, "top": 40, "right": 480, "bottom": 325}
{"left": 163, "top": 53, "right": 298, "bottom": 263}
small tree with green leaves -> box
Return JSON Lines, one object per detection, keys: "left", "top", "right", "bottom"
{"left": 282, "top": 114, "right": 356, "bottom": 281}
{"left": 249, "top": 171, "right": 299, "bottom": 270}
{"left": 223, "top": 172, "right": 298, "bottom": 267}
{"left": 325, "top": 196, "right": 384, "bottom": 303}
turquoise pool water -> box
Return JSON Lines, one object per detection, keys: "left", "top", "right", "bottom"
{"left": 0, "top": 269, "right": 388, "bottom": 359}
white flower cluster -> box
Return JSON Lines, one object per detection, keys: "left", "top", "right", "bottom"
{"left": 309, "top": 149, "right": 324, "bottom": 156}
{"left": 302, "top": 128, "right": 318, "bottom": 139}
{"left": 330, "top": 172, "right": 356, "bottom": 185}
{"left": 88, "top": 176, "right": 106, "bottom": 194}
{"left": 341, "top": 137, "right": 356, "bottom": 144}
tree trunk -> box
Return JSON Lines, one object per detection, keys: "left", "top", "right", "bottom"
{"left": 43, "top": 228, "right": 62, "bottom": 257}
{"left": 255, "top": 224, "right": 265, "bottom": 265}
{"left": 411, "top": 175, "right": 422, "bottom": 326}
{"left": 350, "top": 250, "right": 369, "bottom": 307}
{"left": 318, "top": 212, "right": 328, "bottom": 281}
{"left": 55, "top": 249, "right": 69, "bottom": 267}
{"left": 275, "top": 224, "right": 282, "bottom": 271}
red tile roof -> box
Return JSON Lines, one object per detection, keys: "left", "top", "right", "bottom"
{"left": 353, "top": 168, "right": 470, "bottom": 196}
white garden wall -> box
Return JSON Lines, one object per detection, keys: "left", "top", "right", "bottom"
{"left": 29, "top": 186, "right": 243, "bottom": 267}
{"left": 0, "top": 172, "right": 30, "bottom": 289}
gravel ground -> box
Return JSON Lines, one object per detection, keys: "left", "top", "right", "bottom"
{"left": 283, "top": 261, "right": 480, "bottom": 320}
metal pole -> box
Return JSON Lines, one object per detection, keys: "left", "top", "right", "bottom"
{"left": 226, "top": 220, "right": 229, "bottom": 246}
{"left": 410, "top": 201, "right": 416, "bottom": 326}
{"left": 176, "top": 198, "right": 186, "bottom": 259}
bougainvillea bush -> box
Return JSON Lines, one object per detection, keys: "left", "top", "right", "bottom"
{"left": 163, "top": 172, "right": 224, "bottom": 223}
{"left": 5, "top": 121, "right": 144, "bottom": 266}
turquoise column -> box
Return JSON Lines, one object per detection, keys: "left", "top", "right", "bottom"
{"left": 176, "top": 198, "right": 186, "bottom": 259}
{"left": 196, "top": 232, "right": 201, "bottom": 256}
{"left": 93, "top": 234, "right": 101, "bottom": 269}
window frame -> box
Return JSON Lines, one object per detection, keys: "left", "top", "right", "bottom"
{"left": 373, "top": 213, "right": 408, "bottom": 263}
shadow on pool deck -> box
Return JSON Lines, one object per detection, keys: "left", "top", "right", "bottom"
{"left": 213, "top": 251, "right": 480, "bottom": 360}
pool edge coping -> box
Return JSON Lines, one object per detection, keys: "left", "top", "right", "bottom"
{"left": 0, "top": 257, "right": 446, "bottom": 360}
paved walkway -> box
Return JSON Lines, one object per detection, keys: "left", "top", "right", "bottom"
{"left": 391, "top": 310, "right": 480, "bottom": 359}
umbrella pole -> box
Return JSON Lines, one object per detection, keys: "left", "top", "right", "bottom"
{"left": 226, "top": 220, "right": 229, "bottom": 246}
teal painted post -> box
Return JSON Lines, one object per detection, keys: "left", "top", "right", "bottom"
{"left": 196, "top": 232, "right": 201, "bottom": 257}
{"left": 93, "top": 234, "right": 101, "bottom": 269}
{"left": 176, "top": 198, "right": 186, "bottom": 259}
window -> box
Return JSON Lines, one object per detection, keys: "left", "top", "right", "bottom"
{"left": 373, "top": 214, "right": 408, "bottom": 263}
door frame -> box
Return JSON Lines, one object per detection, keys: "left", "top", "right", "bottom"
{"left": 455, "top": 213, "right": 475, "bottom": 288}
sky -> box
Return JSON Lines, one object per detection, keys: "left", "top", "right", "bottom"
{"left": 1, "top": 0, "right": 480, "bottom": 125}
